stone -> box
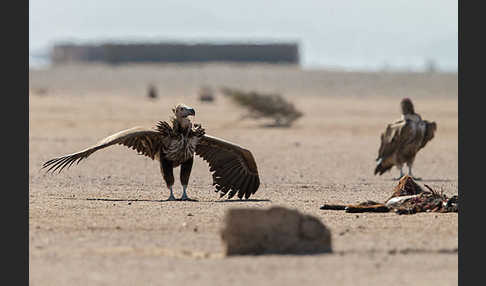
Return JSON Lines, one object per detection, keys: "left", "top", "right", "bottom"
{"left": 220, "top": 206, "right": 332, "bottom": 255}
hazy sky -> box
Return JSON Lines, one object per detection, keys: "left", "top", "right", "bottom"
{"left": 29, "top": 0, "right": 457, "bottom": 70}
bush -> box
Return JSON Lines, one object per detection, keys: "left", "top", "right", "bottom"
{"left": 221, "top": 87, "right": 303, "bottom": 127}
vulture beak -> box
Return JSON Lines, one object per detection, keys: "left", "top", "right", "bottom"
{"left": 187, "top": 108, "right": 196, "bottom": 116}
{"left": 176, "top": 104, "right": 196, "bottom": 118}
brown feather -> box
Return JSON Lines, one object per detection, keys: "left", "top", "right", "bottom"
{"left": 375, "top": 113, "right": 437, "bottom": 176}
{"left": 42, "top": 127, "right": 167, "bottom": 173}
{"left": 196, "top": 135, "right": 260, "bottom": 199}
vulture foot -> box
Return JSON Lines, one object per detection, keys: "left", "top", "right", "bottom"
{"left": 180, "top": 194, "right": 189, "bottom": 201}
{"left": 167, "top": 195, "right": 177, "bottom": 201}
{"left": 180, "top": 193, "right": 197, "bottom": 201}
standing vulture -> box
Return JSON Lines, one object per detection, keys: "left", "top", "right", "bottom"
{"left": 374, "top": 98, "right": 437, "bottom": 180}
{"left": 42, "top": 104, "right": 260, "bottom": 201}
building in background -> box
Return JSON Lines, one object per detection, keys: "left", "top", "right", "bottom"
{"left": 51, "top": 42, "right": 300, "bottom": 65}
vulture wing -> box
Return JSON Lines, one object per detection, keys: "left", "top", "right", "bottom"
{"left": 374, "top": 120, "right": 417, "bottom": 175}
{"left": 195, "top": 135, "right": 260, "bottom": 199}
{"left": 419, "top": 120, "right": 437, "bottom": 149}
{"left": 42, "top": 126, "right": 167, "bottom": 173}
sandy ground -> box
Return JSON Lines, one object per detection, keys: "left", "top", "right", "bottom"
{"left": 29, "top": 64, "right": 458, "bottom": 286}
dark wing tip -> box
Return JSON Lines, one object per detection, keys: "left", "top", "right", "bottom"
{"left": 42, "top": 153, "right": 86, "bottom": 174}
{"left": 374, "top": 167, "right": 380, "bottom": 176}
{"left": 196, "top": 135, "right": 261, "bottom": 199}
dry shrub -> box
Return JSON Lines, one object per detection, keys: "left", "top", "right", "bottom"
{"left": 221, "top": 87, "right": 303, "bottom": 127}
{"left": 147, "top": 84, "right": 158, "bottom": 99}
{"left": 198, "top": 86, "right": 215, "bottom": 102}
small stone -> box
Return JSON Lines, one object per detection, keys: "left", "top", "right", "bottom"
{"left": 339, "top": 229, "right": 349, "bottom": 236}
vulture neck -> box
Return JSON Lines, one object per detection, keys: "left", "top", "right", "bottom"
{"left": 171, "top": 116, "right": 192, "bottom": 135}
{"left": 401, "top": 102, "right": 415, "bottom": 116}
{"left": 402, "top": 113, "right": 421, "bottom": 123}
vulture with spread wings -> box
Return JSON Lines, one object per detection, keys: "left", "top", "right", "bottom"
{"left": 374, "top": 98, "right": 437, "bottom": 180}
{"left": 42, "top": 104, "right": 260, "bottom": 201}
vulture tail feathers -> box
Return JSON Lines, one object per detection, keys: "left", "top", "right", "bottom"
{"left": 374, "top": 158, "right": 393, "bottom": 175}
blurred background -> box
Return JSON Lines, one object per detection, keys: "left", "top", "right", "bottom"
{"left": 29, "top": 0, "right": 457, "bottom": 72}
{"left": 29, "top": 2, "right": 458, "bottom": 284}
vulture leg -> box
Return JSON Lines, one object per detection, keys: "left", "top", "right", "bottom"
{"left": 180, "top": 157, "right": 194, "bottom": 201}
{"left": 407, "top": 162, "right": 422, "bottom": 181}
{"left": 161, "top": 158, "right": 176, "bottom": 201}
{"left": 393, "top": 165, "right": 405, "bottom": 181}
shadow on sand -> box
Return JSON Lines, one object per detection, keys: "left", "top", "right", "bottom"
{"left": 59, "top": 197, "right": 200, "bottom": 203}
{"left": 386, "top": 178, "right": 456, "bottom": 183}
{"left": 86, "top": 198, "right": 201, "bottom": 202}
{"left": 418, "top": 179, "right": 456, "bottom": 183}
{"left": 260, "top": 123, "right": 292, "bottom": 128}
{"left": 213, "top": 199, "right": 271, "bottom": 203}
{"left": 59, "top": 197, "right": 271, "bottom": 203}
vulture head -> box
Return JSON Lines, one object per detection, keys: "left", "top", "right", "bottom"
{"left": 400, "top": 98, "right": 415, "bottom": 115}
{"left": 172, "top": 104, "right": 196, "bottom": 129}
{"left": 173, "top": 103, "right": 196, "bottom": 118}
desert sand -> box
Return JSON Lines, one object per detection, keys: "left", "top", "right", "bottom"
{"left": 29, "top": 64, "right": 458, "bottom": 286}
